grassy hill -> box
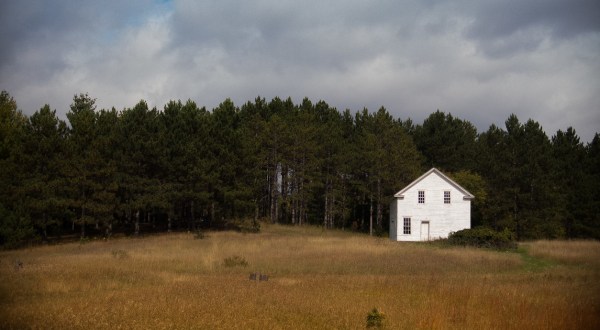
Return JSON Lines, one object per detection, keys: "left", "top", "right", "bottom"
{"left": 1, "top": 224, "right": 599, "bottom": 329}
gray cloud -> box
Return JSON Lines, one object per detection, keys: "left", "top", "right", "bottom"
{"left": 0, "top": 1, "right": 160, "bottom": 68}
{"left": 466, "top": 0, "right": 600, "bottom": 39}
{"left": 462, "top": 0, "right": 600, "bottom": 57}
{"left": 0, "top": 0, "right": 598, "bottom": 141}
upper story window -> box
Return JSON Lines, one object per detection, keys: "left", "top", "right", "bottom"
{"left": 418, "top": 190, "right": 425, "bottom": 204}
{"left": 444, "top": 191, "right": 451, "bottom": 204}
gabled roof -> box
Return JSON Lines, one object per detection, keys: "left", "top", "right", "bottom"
{"left": 393, "top": 168, "right": 475, "bottom": 200}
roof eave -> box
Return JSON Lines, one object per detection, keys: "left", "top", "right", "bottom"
{"left": 392, "top": 168, "right": 475, "bottom": 199}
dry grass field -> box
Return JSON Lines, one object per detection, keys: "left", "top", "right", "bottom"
{"left": 1, "top": 224, "right": 599, "bottom": 329}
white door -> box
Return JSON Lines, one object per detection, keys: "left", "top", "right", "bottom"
{"left": 420, "top": 221, "right": 430, "bottom": 241}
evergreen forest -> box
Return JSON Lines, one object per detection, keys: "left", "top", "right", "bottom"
{"left": 1, "top": 90, "right": 599, "bottom": 247}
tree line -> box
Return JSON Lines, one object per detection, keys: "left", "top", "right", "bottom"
{"left": 1, "top": 90, "right": 598, "bottom": 246}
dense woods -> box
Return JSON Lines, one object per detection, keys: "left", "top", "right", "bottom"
{"left": 1, "top": 90, "right": 599, "bottom": 247}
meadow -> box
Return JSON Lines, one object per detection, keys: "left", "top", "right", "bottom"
{"left": 1, "top": 224, "right": 599, "bottom": 329}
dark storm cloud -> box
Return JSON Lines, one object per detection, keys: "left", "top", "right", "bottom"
{"left": 0, "top": 0, "right": 167, "bottom": 80}
{"left": 0, "top": 0, "right": 598, "bottom": 141}
{"left": 468, "top": 0, "right": 600, "bottom": 39}
{"left": 462, "top": 0, "right": 600, "bottom": 57}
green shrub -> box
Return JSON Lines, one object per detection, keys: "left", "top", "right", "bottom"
{"left": 223, "top": 255, "right": 248, "bottom": 268}
{"left": 448, "top": 227, "right": 516, "bottom": 250}
{"left": 366, "top": 308, "right": 386, "bottom": 329}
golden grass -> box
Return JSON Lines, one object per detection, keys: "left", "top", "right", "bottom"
{"left": 0, "top": 224, "right": 599, "bottom": 329}
{"left": 521, "top": 239, "right": 600, "bottom": 266}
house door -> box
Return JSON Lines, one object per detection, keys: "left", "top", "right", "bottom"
{"left": 420, "top": 221, "right": 430, "bottom": 241}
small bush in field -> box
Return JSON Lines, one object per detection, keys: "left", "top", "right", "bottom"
{"left": 238, "top": 218, "right": 261, "bottom": 233}
{"left": 221, "top": 218, "right": 260, "bottom": 233}
{"left": 448, "top": 227, "right": 516, "bottom": 250}
{"left": 194, "top": 229, "right": 206, "bottom": 240}
{"left": 111, "top": 249, "right": 129, "bottom": 259}
{"left": 374, "top": 226, "right": 386, "bottom": 237}
{"left": 223, "top": 255, "right": 248, "bottom": 268}
{"left": 366, "top": 308, "right": 386, "bottom": 329}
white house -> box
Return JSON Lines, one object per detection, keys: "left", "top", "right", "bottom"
{"left": 389, "top": 168, "right": 474, "bottom": 241}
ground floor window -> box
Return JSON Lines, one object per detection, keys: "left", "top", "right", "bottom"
{"left": 403, "top": 217, "right": 411, "bottom": 234}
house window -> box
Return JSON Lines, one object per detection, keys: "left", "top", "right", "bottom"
{"left": 418, "top": 191, "right": 425, "bottom": 204}
{"left": 403, "top": 217, "right": 411, "bottom": 234}
{"left": 444, "top": 191, "right": 451, "bottom": 204}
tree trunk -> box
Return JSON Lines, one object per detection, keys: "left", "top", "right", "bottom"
{"left": 376, "top": 179, "right": 382, "bottom": 230}
{"left": 270, "top": 161, "right": 278, "bottom": 224}
{"left": 332, "top": 192, "right": 336, "bottom": 229}
{"left": 105, "top": 223, "right": 112, "bottom": 238}
{"left": 80, "top": 206, "right": 86, "bottom": 239}
{"left": 281, "top": 164, "right": 288, "bottom": 223}
{"left": 291, "top": 199, "right": 296, "bottom": 225}
{"left": 324, "top": 185, "right": 329, "bottom": 228}
{"left": 210, "top": 201, "right": 215, "bottom": 227}
{"left": 254, "top": 201, "right": 259, "bottom": 226}
{"left": 299, "top": 178, "right": 305, "bottom": 226}
{"left": 514, "top": 193, "right": 519, "bottom": 240}
{"left": 369, "top": 195, "right": 373, "bottom": 236}
{"left": 42, "top": 213, "right": 48, "bottom": 242}
{"left": 341, "top": 180, "right": 347, "bottom": 229}
{"left": 291, "top": 176, "right": 297, "bottom": 225}
{"left": 300, "top": 199, "right": 305, "bottom": 226}
{"left": 191, "top": 200, "right": 196, "bottom": 229}
{"left": 134, "top": 210, "right": 140, "bottom": 236}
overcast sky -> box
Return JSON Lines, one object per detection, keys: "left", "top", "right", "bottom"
{"left": 1, "top": 0, "right": 599, "bottom": 141}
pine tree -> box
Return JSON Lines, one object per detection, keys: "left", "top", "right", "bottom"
{"left": 239, "top": 97, "right": 270, "bottom": 224}
{"left": 93, "top": 108, "right": 120, "bottom": 237}
{"left": 209, "top": 99, "right": 243, "bottom": 224}
{"left": 477, "top": 115, "right": 562, "bottom": 239}
{"left": 0, "top": 91, "right": 34, "bottom": 246}
{"left": 413, "top": 110, "right": 477, "bottom": 172}
{"left": 354, "top": 107, "right": 422, "bottom": 234}
{"left": 66, "top": 93, "right": 104, "bottom": 238}
{"left": 289, "top": 99, "right": 320, "bottom": 225}
{"left": 476, "top": 124, "right": 510, "bottom": 230}
{"left": 517, "top": 119, "right": 562, "bottom": 238}
{"left": 19, "top": 105, "right": 69, "bottom": 240}
{"left": 551, "top": 128, "right": 586, "bottom": 237}
{"left": 580, "top": 134, "right": 600, "bottom": 238}
{"left": 116, "top": 100, "right": 163, "bottom": 235}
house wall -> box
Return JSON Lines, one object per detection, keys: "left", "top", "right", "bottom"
{"left": 391, "top": 172, "right": 471, "bottom": 241}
